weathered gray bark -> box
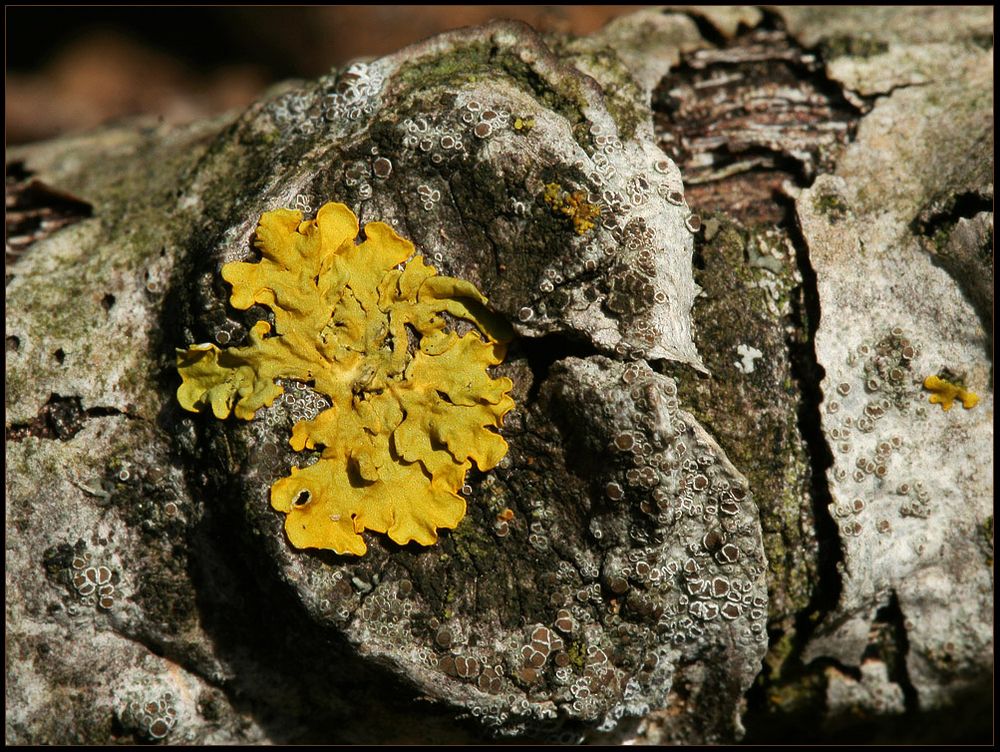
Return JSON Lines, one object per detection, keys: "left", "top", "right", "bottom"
{"left": 6, "top": 7, "right": 992, "bottom": 744}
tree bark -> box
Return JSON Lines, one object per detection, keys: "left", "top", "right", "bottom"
{"left": 6, "top": 6, "right": 992, "bottom": 744}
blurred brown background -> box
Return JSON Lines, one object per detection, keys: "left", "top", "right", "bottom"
{"left": 6, "top": 6, "right": 644, "bottom": 145}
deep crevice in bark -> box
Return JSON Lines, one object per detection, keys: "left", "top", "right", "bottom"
{"left": 784, "top": 208, "right": 844, "bottom": 621}
{"left": 511, "top": 330, "right": 602, "bottom": 405}
{"left": 741, "top": 203, "right": 848, "bottom": 743}
{"left": 866, "top": 591, "right": 920, "bottom": 714}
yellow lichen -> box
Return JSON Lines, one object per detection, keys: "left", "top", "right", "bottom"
{"left": 923, "top": 374, "right": 979, "bottom": 411}
{"left": 543, "top": 182, "right": 600, "bottom": 235}
{"left": 176, "top": 202, "right": 515, "bottom": 555}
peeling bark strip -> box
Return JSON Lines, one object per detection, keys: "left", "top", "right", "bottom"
{"left": 653, "top": 24, "right": 858, "bottom": 224}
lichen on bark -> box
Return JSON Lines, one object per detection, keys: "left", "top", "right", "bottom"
{"left": 5, "top": 6, "right": 992, "bottom": 746}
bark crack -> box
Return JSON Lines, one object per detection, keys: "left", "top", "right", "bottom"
{"left": 785, "top": 210, "right": 844, "bottom": 626}
{"left": 512, "top": 331, "right": 601, "bottom": 406}
{"left": 864, "top": 590, "right": 920, "bottom": 713}
{"left": 5, "top": 394, "right": 136, "bottom": 442}
{"left": 912, "top": 190, "right": 993, "bottom": 239}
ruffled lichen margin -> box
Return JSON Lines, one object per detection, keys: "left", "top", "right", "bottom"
{"left": 177, "top": 202, "right": 514, "bottom": 555}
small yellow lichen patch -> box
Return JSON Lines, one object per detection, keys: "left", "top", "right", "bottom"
{"left": 543, "top": 182, "right": 600, "bottom": 235}
{"left": 923, "top": 374, "right": 979, "bottom": 411}
{"left": 177, "top": 202, "right": 514, "bottom": 555}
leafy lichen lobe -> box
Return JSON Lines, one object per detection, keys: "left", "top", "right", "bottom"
{"left": 177, "top": 202, "right": 515, "bottom": 555}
